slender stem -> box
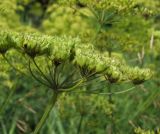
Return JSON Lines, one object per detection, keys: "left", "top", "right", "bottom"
{"left": 77, "top": 114, "right": 84, "bottom": 134}
{"left": 55, "top": 65, "right": 61, "bottom": 87}
{"left": 32, "top": 91, "right": 59, "bottom": 134}
{"left": 70, "top": 86, "right": 136, "bottom": 95}
{"left": 82, "top": 75, "right": 103, "bottom": 85}
{"left": 32, "top": 58, "right": 52, "bottom": 85}
{"left": 0, "top": 87, "right": 16, "bottom": 115}
{"left": 59, "top": 79, "right": 85, "bottom": 92}
{"left": 108, "top": 83, "right": 112, "bottom": 103}
{"left": 2, "top": 54, "right": 27, "bottom": 76}
{"left": 28, "top": 60, "right": 51, "bottom": 88}
{"left": 74, "top": 79, "right": 106, "bottom": 91}
{"left": 46, "top": 59, "right": 54, "bottom": 84}
{"left": 53, "top": 65, "right": 58, "bottom": 87}
{"left": 107, "top": 81, "right": 117, "bottom": 134}
{"left": 60, "top": 70, "right": 75, "bottom": 86}
{"left": 101, "top": 9, "right": 105, "bottom": 24}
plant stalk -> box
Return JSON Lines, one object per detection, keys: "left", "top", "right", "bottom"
{"left": 77, "top": 114, "right": 84, "bottom": 134}
{"left": 33, "top": 91, "right": 59, "bottom": 134}
{"left": 107, "top": 83, "right": 116, "bottom": 134}
{"left": 0, "top": 87, "right": 16, "bottom": 115}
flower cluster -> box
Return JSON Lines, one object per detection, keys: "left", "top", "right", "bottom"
{"left": 0, "top": 30, "right": 152, "bottom": 84}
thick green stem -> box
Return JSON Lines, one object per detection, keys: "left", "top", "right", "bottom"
{"left": 33, "top": 91, "right": 59, "bottom": 134}
{"left": 107, "top": 51, "right": 116, "bottom": 133}
{"left": 107, "top": 83, "right": 116, "bottom": 134}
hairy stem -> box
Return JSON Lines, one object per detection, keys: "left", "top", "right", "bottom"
{"left": 33, "top": 91, "right": 59, "bottom": 134}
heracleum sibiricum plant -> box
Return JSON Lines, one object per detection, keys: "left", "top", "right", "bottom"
{"left": 0, "top": 30, "right": 152, "bottom": 134}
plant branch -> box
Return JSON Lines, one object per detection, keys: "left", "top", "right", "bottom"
{"left": 28, "top": 60, "right": 51, "bottom": 88}
{"left": 70, "top": 86, "right": 136, "bottom": 95}
{"left": 59, "top": 79, "right": 85, "bottom": 92}
{"left": 2, "top": 54, "right": 27, "bottom": 76}
{"left": 59, "top": 69, "right": 76, "bottom": 87}
{"left": 77, "top": 114, "right": 84, "bottom": 134}
{"left": 46, "top": 58, "right": 54, "bottom": 83}
{"left": 0, "top": 87, "right": 16, "bottom": 115}
{"left": 32, "top": 58, "right": 52, "bottom": 85}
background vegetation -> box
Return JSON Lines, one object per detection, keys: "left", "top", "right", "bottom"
{"left": 0, "top": 0, "right": 160, "bottom": 134}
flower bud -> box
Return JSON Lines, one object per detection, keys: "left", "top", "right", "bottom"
{"left": 0, "top": 32, "right": 16, "bottom": 54}
{"left": 128, "top": 67, "right": 152, "bottom": 85}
